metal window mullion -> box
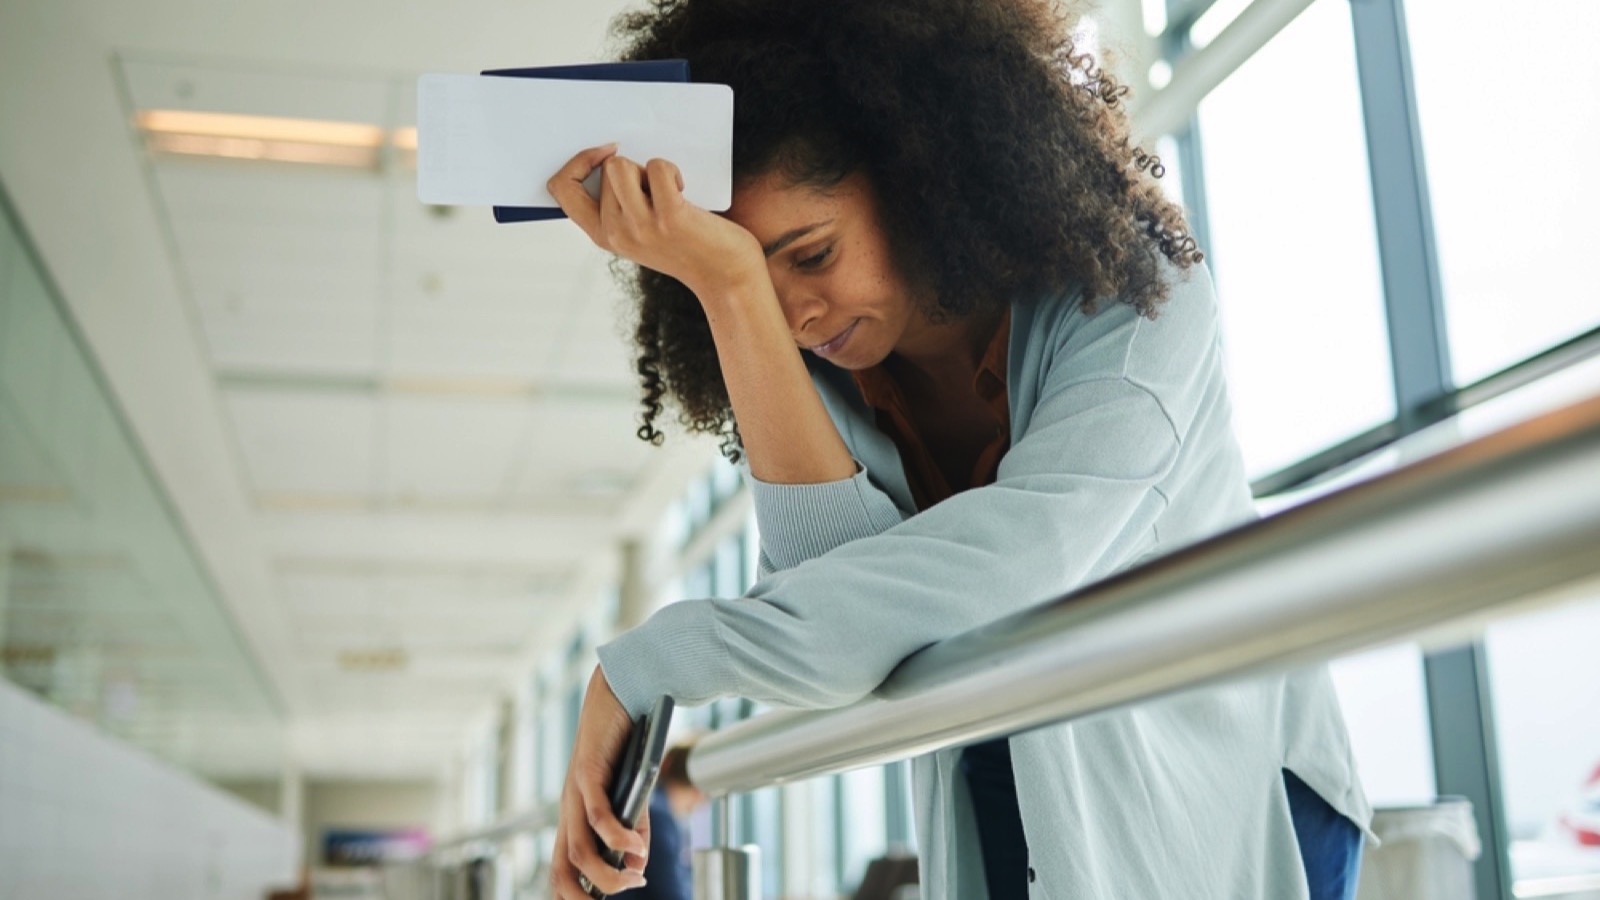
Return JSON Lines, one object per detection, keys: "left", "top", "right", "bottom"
{"left": 832, "top": 774, "right": 848, "bottom": 892}
{"left": 1160, "top": 5, "right": 1216, "bottom": 260}
{"left": 1347, "top": 0, "right": 1451, "bottom": 413}
{"left": 1422, "top": 646, "right": 1514, "bottom": 900}
{"left": 1173, "top": 117, "right": 1214, "bottom": 258}
{"left": 1347, "top": 0, "right": 1511, "bottom": 897}
{"left": 884, "top": 760, "right": 912, "bottom": 849}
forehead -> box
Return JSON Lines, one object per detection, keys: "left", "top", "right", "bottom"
{"left": 723, "top": 172, "right": 867, "bottom": 240}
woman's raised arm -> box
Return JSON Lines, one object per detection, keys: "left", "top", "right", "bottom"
{"left": 548, "top": 147, "right": 856, "bottom": 486}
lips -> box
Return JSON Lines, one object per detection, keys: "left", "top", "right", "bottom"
{"left": 809, "top": 319, "right": 860, "bottom": 359}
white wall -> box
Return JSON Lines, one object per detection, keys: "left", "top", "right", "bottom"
{"left": 0, "top": 678, "right": 298, "bottom": 899}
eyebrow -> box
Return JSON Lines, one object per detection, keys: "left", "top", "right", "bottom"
{"left": 762, "top": 219, "right": 834, "bottom": 258}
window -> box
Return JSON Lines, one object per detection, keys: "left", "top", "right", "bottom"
{"left": 1195, "top": 0, "right": 1396, "bottom": 477}
{"left": 513, "top": 680, "right": 537, "bottom": 810}
{"left": 1405, "top": 0, "right": 1600, "bottom": 385}
{"left": 747, "top": 786, "right": 783, "bottom": 895}
{"left": 1327, "top": 643, "right": 1436, "bottom": 806}
{"left": 1485, "top": 594, "right": 1600, "bottom": 888}
{"left": 538, "top": 678, "right": 566, "bottom": 803}
{"left": 839, "top": 766, "right": 888, "bottom": 890}
{"left": 0, "top": 193, "right": 284, "bottom": 781}
{"left": 1154, "top": 134, "right": 1187, "bottom": 211}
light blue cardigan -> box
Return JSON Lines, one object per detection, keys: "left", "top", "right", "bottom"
{"left": 598, "top": 260, "right": 1373, "bottom": 898}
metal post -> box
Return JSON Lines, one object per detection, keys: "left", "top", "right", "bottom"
{"left": 1424, "top": 646, "right": 1514, "bottom": 900}
{"left": 709, "top": 796, "right": 729, "bottom": 848}
{"left": 694, "top": 795, "right": 760, "bottom": 900}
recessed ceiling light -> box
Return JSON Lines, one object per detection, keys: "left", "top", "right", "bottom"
{"left": 144, "top": 132, "right": 380, "bottom": 168}
{"left": 337, "top": 648, "right": 409, "bottom": 672}
{"left": 135, "top": 109, "right": 419, "bottom": 170}
{"left": 138, "top": 110, "right": 384, "bottom": 146}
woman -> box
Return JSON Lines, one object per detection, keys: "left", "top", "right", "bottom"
{"left": 544, "top": 0, "right": 1373, "bottom": 897}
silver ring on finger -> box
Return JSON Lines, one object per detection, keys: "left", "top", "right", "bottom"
{"left": 577, "top": 872, "right": 607, "bottom": 900}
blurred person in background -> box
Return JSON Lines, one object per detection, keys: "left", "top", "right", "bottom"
{"left": 620, "top": 745, "right": 703, "bottom": 900}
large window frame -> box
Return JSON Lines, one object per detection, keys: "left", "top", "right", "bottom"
{"left": 1157, "top": 0, "right": 1600, "bottom": 896}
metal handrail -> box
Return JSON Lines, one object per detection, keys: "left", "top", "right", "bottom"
{"left": 424, "top": 801, "right": 560, "bottom": 857}
{"left": 686, "top": 392, "right": 1600, "bottom": 796}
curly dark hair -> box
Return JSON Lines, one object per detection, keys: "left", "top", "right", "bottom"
{"left": 612, "top": 0, "right": 1202, "bottom": 457}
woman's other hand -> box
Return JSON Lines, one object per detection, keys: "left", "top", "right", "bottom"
{"left": 548, "top": 145, "right": 766, "bottom": 300}
{"left": 550, "top": 666, "right": 651, "bottom": 899}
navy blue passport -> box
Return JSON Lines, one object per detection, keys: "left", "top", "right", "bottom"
{"left": 481, "top": 60, "right": 691, "bottom": 223}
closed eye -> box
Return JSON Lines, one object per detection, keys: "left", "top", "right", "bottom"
{"left": 796, "top": 246, "right": 833, "bottom": 270}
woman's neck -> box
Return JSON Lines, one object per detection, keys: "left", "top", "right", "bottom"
{"left": 890, "top": 307, "right": 1003, "bottom": 393}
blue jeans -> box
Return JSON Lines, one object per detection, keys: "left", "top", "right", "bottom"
{"left": 1284, "top": 768, "right": 1364, "bottom": 900}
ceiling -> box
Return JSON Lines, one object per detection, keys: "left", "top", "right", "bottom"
{"left": 0, "top": 0, "right": 722, "bottom": 779}
{"left": 0, "top": 0, "right": 1158, "bottom": 781}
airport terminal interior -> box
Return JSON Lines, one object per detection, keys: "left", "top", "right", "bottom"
{"left": 0, "top": 0, "right": 1597, "bottom": 896}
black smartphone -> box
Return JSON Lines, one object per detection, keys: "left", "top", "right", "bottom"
{"left": 584, "top": 695, "right": 675, "bottom": 897}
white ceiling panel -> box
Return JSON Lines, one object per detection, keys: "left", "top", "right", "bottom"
{"left": 225, "top": 389, "right": 377, "bottom": 494}
{"left": 278, "top": 569, "right": 375, "bottom": 616}
{"left": 368, "top": 653, "right": 515, "bottom": 680}
{"left": 380, "top": 394, "right": 531, "bottom": 497}
{"left": 289, "top": 606, "right": 535, "bottom": 635}
{"left": 121, "top": 56, "right": 395, "bottom": 126}
{"left": 173, "top": 204, "right": 385, "bottom": 371}
{"left": 387, "top": 266, "right": 573, "bottom": 310}
{"left": 279, "top": 568, "right": 564, "bottom": 618}
{"left": 185, "top": 258, "right": 380, "bottom": 313}
{"left": 548, "top": 339, "right": 636, "bottom": 387}
{"left": 377, "top": 568, "right": 564, "bottom": 602}
{"left": 542, "top": 296, "right": 639, "bottom": 387}
{"left": 384, "top": 292, "right": 573, "bottom": 380}
{"left": 292, "top": 614, "right": 535, "bottom": 652}
{"left": 200, "top": 303, "right": 381, "bottom": 374}
{"left": 390, "top": 179, "right": 612, "bottom": 273}
{"left": 169, "top": 216, "right": 384, "bottom": 283}
{"left": 154, "top": 164, "right": 388, "bottom": 231}
{"left": 511, "top": 401, "right": 656, "bottom": 497}
{"left": 383, "top": 328, "right": 554, "bottom": 381}
{"left": 291, "top": 714, "right": 480, "bottom": 754}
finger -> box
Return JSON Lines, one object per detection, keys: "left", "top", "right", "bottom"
{"left": 547, "top": 144, "right": 618, "bottom": 240}
{"left": 621, "top": 805, "right": 651, "bottom": 871}
{"left": 575, "top": 766, "right": 648, "bottom": 859}
{"left": 549, "top": 825, "right": 590, "bottom": 900}
{"left": 562, "top": 789, "right": 646, "bottom": 897}
{"left": 569, "top": 825, "right": 645, "bottom": 894}
{"left": 604, "top": 156, "right": 653, "bottom": 220}
{"left": 644, "top": 158, "right": 686, "bottom": 203}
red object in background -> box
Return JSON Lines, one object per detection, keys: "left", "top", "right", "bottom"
{"left": 1560, "top": 762, "right": 1600, "bottom": 847}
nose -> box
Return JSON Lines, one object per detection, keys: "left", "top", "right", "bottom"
{"left": 771, "top": 265, "right": 832, "bottom": 342}
{"left": 770, "top": 271, "right": 827, "bottom": 345}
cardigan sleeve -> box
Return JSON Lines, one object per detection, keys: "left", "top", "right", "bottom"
{"left": 746, "top": 464, "right": 909, "bottom": 575}
{"left": 597, "top": 371, "right": 1185, "bottom": 718}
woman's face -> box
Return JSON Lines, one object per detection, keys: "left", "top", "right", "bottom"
{"left": 724, "top": 171, "right": 939, "bottom": 371}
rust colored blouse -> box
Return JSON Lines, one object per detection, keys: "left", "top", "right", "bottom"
{"left": 850, "top": 310, "right": 1013, "bottom": 510}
